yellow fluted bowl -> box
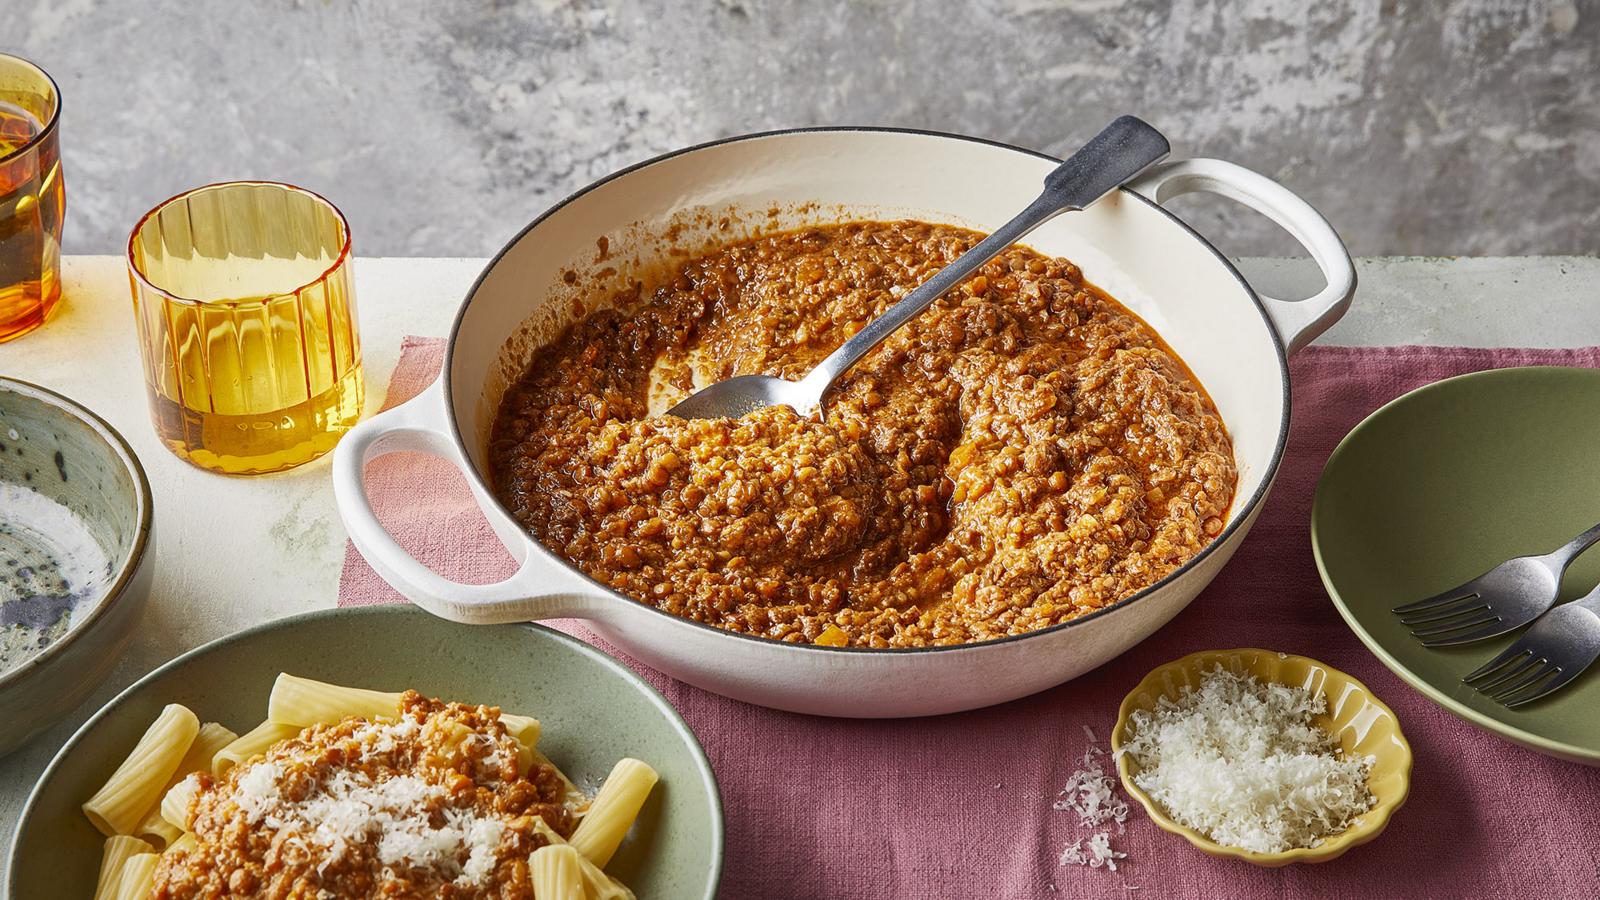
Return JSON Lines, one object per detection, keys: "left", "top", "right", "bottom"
{"left": 1111, "top": 648, "right": 1412, "bottom": 867}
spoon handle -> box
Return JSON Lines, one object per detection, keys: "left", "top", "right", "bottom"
{"left": 798, "top": 116, "right": 1171, "bottom": 399}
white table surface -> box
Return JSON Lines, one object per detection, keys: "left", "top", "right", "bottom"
{"left": 1, "top": 254, "right": 1597, "bottom": 871}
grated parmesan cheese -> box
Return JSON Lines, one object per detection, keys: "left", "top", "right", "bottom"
{"left": 226, "top": 718, "right": 512, "bottom": 887}
{"left": 1118, "top": 666, "right": 1375, "bottom": 854}
{"left": 1053, "top": 735, "right": 1129, "bottom": 830}
{"left": 1054, "top": 726, "right": 1130, "bottom": 872}
{"left": 1059, "top": 832, "right": 1127, "bottom": 871}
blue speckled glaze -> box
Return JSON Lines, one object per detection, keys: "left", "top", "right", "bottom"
{"left": 0, "top": 378, "right": 152, "bottom": 756}
{"left": 0, "top": 401, "right": 125, "bottom": 676}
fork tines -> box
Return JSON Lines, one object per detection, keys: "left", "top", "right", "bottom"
{"left": 1462, "top": 604, "right": 1600, "bottom": 706}
{"left": 1395, "top": 592, "right": 1506, "bottom": 646}
{"left": 1392, "top": 585, "right": 1479, "bottom": 614}
{"left": 1463, "top": 649, "right": 1555, "bottom": 704}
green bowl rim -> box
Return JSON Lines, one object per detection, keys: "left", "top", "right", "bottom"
{"left": 0, "top": 376, "right": 154, "bottom": 694}
{"left": 1311, "top": 365, "right": 1600, "bottom": 763}
{"left": 3, "top": 605, "right": 726, "bottom": 897}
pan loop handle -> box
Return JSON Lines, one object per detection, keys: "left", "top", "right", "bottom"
{"left": 1127, "top": 158, "right": 1356, "bottom": 355}
{"left": 331, "top": 383, "right": 600, "bottom": 625}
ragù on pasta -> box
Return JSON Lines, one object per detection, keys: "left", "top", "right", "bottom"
{"left": 81, "top": 674, "right": 658, "bottom": 899}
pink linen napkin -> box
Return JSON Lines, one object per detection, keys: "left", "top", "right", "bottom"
{"left": 341, "top": 338, "right": 1600, "bottom": 899}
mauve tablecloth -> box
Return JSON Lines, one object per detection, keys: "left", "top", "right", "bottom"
{"left": 340, "top": 337, "right": 1600, "bottom": 899}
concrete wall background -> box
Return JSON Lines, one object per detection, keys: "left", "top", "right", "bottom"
{"left": 11, "top": 0, "right": 1598, "bottom": 259}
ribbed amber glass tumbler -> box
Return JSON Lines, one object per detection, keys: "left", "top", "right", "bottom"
{"left": 0, "top": 53, "right": 65, "bottom": 343}
{"left": 127, "top": 182, "right": 363, "bottom": 475}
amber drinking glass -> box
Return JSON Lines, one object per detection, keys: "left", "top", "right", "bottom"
{"left": 127, "top": 182, "right": 363, "bottom": 475}
{"left": 0, "top": 53, "right": 64, "bottom": 343}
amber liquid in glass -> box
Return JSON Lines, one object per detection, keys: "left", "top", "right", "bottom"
{"left": 138, "top": 275, "right": 364, "bottom": 475}
{"left": 130, "top": 181, "right": 363, "bottom": 475}
{"left": 0, "top": 100, "right": 63, "bottom": 342}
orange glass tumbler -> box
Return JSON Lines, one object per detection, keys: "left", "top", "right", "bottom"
{"left": 0, "top": 52, "right": 64, "bottom": 343}
{"left": 127, "top": 182, "right": 364, "bottom": 475}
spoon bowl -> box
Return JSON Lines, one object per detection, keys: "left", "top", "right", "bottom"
{"left": 665, "top": 373, "right": 821, "bottom": 420}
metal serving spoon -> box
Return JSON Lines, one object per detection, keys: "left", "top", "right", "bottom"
{"left": 667, "top": 115, "right": 1171, "bottom": 421}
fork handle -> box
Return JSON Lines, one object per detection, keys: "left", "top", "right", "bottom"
{"left": 1548, "top": 520, "right": 1600, "bottom": 569}
{"left": 1576, "top": 581, "right": 1600, "bottom": 614}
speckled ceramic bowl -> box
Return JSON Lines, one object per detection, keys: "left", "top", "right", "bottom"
{"left": 7, "top": 606, "right": 723, "bottom": 898}
{"left": 1111, "top": 648, "right": 1412, "bottom": 867}
{"left": 0, "top": 377, "right": 153, "bottom": 755}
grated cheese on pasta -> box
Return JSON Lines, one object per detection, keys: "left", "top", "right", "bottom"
{"left": 1117, "top": 666, "right": 1375, "bottom": 854}
{"left": 225, "top": 716, "right": 520, "bottom": 887}
{"left": 231, "top": 758, "right": 505, "bottom": 884}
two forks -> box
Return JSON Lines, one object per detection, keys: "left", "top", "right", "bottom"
{"left": 1392, "top": 521, "right": 1600, "bottom": 707}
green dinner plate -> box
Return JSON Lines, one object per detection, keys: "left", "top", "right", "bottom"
{"left": 1313, "top": 366, "right": 1600, "bottom": 765}
{"left": 6, "top": 606, "right": 723, "bottom": 896}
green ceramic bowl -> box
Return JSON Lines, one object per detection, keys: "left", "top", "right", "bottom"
{"left": 1313, "top": 366, "right": 1600, "bottom": 764}
{"left": 0, "top": 377, "right": 153, "bottom": 756}
{"left": 5, "top": 606, "right": 723, "bottom": 897}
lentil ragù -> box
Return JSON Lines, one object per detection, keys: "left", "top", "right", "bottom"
{"left": 490, "top": 220, "right": 1236, "bottom": 648}
{"left": 150, "top": 693, "right": 575, "bottom": 897}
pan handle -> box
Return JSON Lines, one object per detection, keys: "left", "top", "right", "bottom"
{"left": 1127, "top": 158, "right": 1356, "bottom": 355}
{"left": 331, "top": 382, "right": 601, "bottom": 625}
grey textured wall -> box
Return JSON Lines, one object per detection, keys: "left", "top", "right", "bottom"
{"left": 12, "top": 0, "right": 1598, "bottom": 258}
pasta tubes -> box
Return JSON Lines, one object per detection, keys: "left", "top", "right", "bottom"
{"left": 109, "top": 851, "right": 160, "bottom": 900}
{"left": 83, "top": 704, "right": 200, "bottom": 836}
{"left": 531, "top": 748, "right": 591, "bottom": 814}
{"left": 529, "top": 818, "right": 637, "bottom": 900}
{"left": 498, "top": 712, "right": 541, "bottom": 747}
{"left": 175, "top": 722, "right": 240, "bottom": 775}
{"left": 568, "top": 758, "right": 659, "bottom": 868}
{"left": 530, "top": 844, "right": 585, "bottom": 900}
{"left": 92, "top": 835, "right": 153, "bottom": 900}
{"left": 130, "top": 807, "right": 181, "bottom": 849}
{"left": 133, "top": 721, "right": 237, "bottom": 846}
{"left": 267, "top": 673, "right": 403, "bottom": 727}
{"left": 212, "top": 720, "right": 300, "bottom": 775}
{"left": 159, "top": 776, "right": 201, "bottom": 831}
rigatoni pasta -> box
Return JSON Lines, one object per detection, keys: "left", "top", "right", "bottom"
{"left": 268, "top": 673, "right": 546, "bottom": 757}
{"left": 173, "top": 721, "right": 239, "bottom": 775}
{"left": 131, "top": 720, "right": 237, "bottom": 847}
{"left": 569, "top": 758, "right": 660, "bottom": 868}
{"left": 532, "top": 747, "right": 593, "bottom": 815}
{"left": 80, "top": 674, "right": 659, "bottom": 898}
{"left": 499, "top": 711, "right": 542, "bottom": 746}
{"left": 266, "top": 672, "right": 401, "bottom": 726}
{"left": 530, "top": 844, "right": 586, "bottom": 900}
{"left": 529, "top": 817, "right": 637, "bottom": 900}
{"left": 211, "top": 719, "right": 299, "bottom": 775}
{"left": 129, "top": 809, "right": 181, "bottom": 851}
{"left": 82, "top": 703, "right": 199, "bottom": 836}
{"left": 158, "top": 776, "right": 199, "bottom": 831}
{"left": 92, "top": 835, "right": 153, "bottom": 900}
{"left": 109, "top": 851, "right": 160, "bottom": 900}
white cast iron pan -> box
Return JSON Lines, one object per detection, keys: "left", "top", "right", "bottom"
{"left": 332, "top": 128, "right": 1355, "bottom": 717}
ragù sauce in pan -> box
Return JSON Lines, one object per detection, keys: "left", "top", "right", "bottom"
{"left": 490, "top": 220, "right": 1235, "bottom": 647}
